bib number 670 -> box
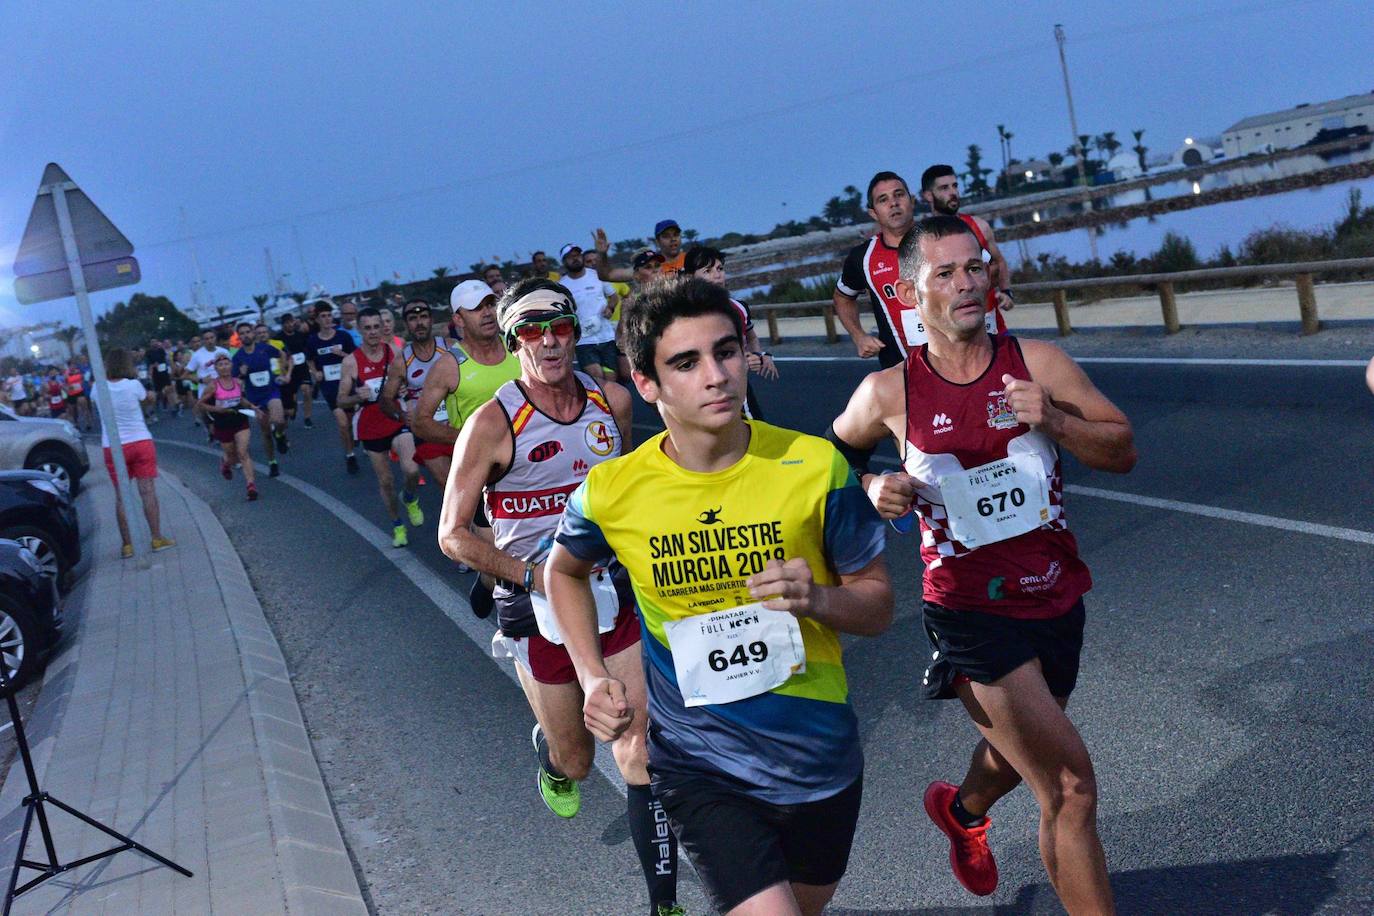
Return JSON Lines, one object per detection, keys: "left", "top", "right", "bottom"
{"left": 977, "top": 487, "right": 1025, "bottom": 516}
{"left": 708, "top": 641, "right": 769, "bottom": 671}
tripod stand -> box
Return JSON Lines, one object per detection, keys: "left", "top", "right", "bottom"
{"left": 0, "top": 660, "right": 191, "bottom": 915}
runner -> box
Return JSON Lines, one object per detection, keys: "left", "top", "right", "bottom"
{"left": 558, "top": 243, "right": 620, "bottom": 382}
{"left": 145, "top": 339, "right": 174, "bottom": 412}
{"left": 64, "top": 359, "right": 93, "bottom": 431}
{"left": 337, "top": 307, "right": 410, "bottom": 547}
{"left": 682, "top": 245, "right": 778, "bottom": 419}
{"left": 306, "top": 301, "right": 360, "bottom": 474}
{"left": 199, "top": 353, "right": 260, "bottom": 500}
{"left": 101, "top": 349, "right": 175, "bottom": 557}
{"left": 232, "top": 323, "right": 290, "bottom": 477}
{"left": 184, "top": 330, "right": 231, "bottom": 434}
{"left": 43, "top": 367, "right": 66, "bottom": 419}
{"left": 827, "top": 215, "right": 1135, "bottom": 912}
{"left": 920, "top": 163, "right": 1013, "bottom": 331}
{"left": 410, "top": 281, "right": 522, "bottom": 477}
{"left": 832, "top": 170, "right": 921, "bottom": 367}
{"left": 482, "top": 264, "right": 508, "bottom": 297}
{"left": 381, "top": 299, "right": 461, "bottom": 491}
{"left": 339, "top": 299, "right": 364, "bottom": 346}
{"left": 436, "top": 278, "right": 684, "bottom": 916}
{"left": 279, "top": 312, "right": 315, "bottom": 428}
{"left": 546, "top": 275, "right": 891, "bottom": 916}
{"left": 528, "top": 250, "right": 559, "bottom": 281}
{"left": 379, "top": 308, "right": 406, "bottom": 353}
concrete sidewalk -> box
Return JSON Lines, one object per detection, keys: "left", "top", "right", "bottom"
{"left": 0, "top": 459, "right": 367, "bottom": 914}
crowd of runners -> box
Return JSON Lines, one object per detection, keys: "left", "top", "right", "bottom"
{"left": 5, "top": 165, "right": 1141, "bottom": 915}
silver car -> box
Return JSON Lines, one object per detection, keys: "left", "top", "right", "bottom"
{"left": 0, "top": 405, "right": 90, "bottom": 495}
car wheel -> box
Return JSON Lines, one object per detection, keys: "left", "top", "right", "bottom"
{"left": 0, "top": 594, "right": 45, "bottom": 694}
{"left": 4, "top": 526, "right": 69, "bottom": 593}
{"left": 25, "top": 448, "right": 81, "bottom": 497}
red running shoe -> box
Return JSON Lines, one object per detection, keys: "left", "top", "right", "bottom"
{"left": 220, "top": 458, "right": 232, "bottom": 480}
{"left": 246, "top": 483, "right": 259, "bottom": 501}
{"left": 924, "top": 780, "right": 997, "bottom": 896}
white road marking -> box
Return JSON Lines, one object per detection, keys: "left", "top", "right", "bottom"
{"left": 774, "top": 355, "right": 1366, "bottom": 367}
{"left": 159, "top": 439, "right": 630, "bottom": 794}
{"left": 871, "top": 456, "right": 1374, "bottom": 545}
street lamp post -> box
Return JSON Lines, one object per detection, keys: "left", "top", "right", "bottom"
{"left": 1054, "top": 23, "right": 1099, "bottom": 260}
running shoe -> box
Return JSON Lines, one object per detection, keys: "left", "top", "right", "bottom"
{"left": 392, "top": 524, "right": 408, "bottom": 548}
{"left": 924, "top": 781, "right": 997, "bottom": 896}
{"left": 120, "top": 544, "right": 134, "bottom": 560}
{"left": 269, "top": 461, "right": 281, "bottom": 478}
{"left": 151, "top": 537, "right": 176, "bottom": 552}
{"left": 275, "top": 431, "right": 290, "bottom": 454}
{"left": 404, "top": 494, "right": 424, "bottom": 526}
{"left": 417, "top": 472, "right": 427, "bottom": 487}
{"left": 303, "top": 417, "right": 314, "bottom": 429}
{"left": 532, "top": 724, "right": 580, "bottom": 818}
{"left": 220, "top": 458, "right": 232, "bottom": 480}
{"left": 247, "top": 483, "right": 259, "bottom": 501}
{"left": 654, "top": 905, "right": 687, "bottom": 916}
{"left": 346, "top": 454, "right": 359, "bottom": 475}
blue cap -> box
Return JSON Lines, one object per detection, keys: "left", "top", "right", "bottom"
{"left": 653, "top": 219, "right": 680, "bottom": 237}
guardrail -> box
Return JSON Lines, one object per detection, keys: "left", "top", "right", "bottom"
{"left": 749, "top": 257, "right": 1374, "bottom": 342}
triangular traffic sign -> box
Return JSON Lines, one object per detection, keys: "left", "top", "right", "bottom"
{"left": 13, "top": 163, "right": 134, "bottom": 278}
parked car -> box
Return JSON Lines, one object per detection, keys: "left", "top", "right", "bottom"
{"left": 0, "top": 470, "right": 81, "bottom": 593}
{"left": 0, "top": 404, "right": 90, "bottom": 495}
{"left": 0, "top": 538, "right": 64, "bottom": 692}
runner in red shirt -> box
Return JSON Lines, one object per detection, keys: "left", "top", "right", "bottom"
{"left": 338, "top": 307, "right": 413, "bottom": 548}
{"left": 921, "top": 164, "right": 1014, "bottom": 331}
{"left": 833, "top": 171, "right": 919, "bottom": 367}
{"left": 828, "top": 215, "right": 1135, "bottom": 913}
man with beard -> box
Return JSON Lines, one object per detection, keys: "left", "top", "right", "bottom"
{"left": 482, "top": 264, "right": 509, "bottom": 298}
{"left": 921, "top": 164, "right": 1013, "bottom": 332}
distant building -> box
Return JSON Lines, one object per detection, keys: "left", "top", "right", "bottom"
{"left": 1222, "top": 91, "right": 1374, "bottom": 157}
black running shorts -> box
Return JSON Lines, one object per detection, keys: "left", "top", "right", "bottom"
{"left": 360, "top": 432, "right": 397, "bottom": 453}
{"left": 652, "top": 770, "right": 862, "bottom": 913}
{"left": 920, "top": 599, "right": 1085, "bottom": 700}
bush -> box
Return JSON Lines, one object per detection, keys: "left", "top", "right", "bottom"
{"left": 1151, "top": 232, "right": 1200, "bottom": 272}
{"left": 1238, "top": 225, "right": 1331, "bottom": 264}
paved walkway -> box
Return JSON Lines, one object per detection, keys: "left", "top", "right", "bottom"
{"left": 0, "top": 457, "right": 366, "bottom": 914}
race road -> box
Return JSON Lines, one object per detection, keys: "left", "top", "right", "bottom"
{"left": 154, "top": 352, "right": 1374, "bottom": 914}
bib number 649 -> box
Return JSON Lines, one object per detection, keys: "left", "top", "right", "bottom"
{"left": 976, "top": 487, "right": 1026, "bottom": 517}
{"left": 708, "top": 641, "right": 769, "bottom": 671}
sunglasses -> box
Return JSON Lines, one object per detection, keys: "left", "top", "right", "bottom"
{"left": 513, "top": 315, "right": 577, "bottom": 342}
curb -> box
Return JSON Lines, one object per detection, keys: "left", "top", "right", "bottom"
{"left": 158, "top": 470, "right": 369, "bottom": 914}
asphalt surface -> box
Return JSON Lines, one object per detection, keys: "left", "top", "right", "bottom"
{"left": 151, "top": 337, "right": 1374, "bottom": 915}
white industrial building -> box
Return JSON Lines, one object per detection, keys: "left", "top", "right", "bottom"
{"left": 1222, "top": 91, "right": 1374, "bottom": 157}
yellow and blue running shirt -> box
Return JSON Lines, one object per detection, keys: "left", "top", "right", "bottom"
{"left": 556, "top": 420, "right": 885, "bottom": 803}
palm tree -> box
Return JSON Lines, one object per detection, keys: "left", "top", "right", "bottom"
{"left": 56, "top": 325, "right": 81, "bottom": 360}
{"left": 683, "top": 229, "right": 699, "bottom": 243}
{"left": 252, "top": 294, "right": 268, "bottom": 309}
{"left": 1132, "top": 129, "right": 1149, "bottom": 172}
{"left": 1099, "top": 131, "right": 1121, "bottom": 158}
{"left": 432, "top": 266, "right": 451, "bottom": 279}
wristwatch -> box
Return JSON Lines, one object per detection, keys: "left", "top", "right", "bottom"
{"left": 522, "top": 560, "right": 536, "bottom": 592}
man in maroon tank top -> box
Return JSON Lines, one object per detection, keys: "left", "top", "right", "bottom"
{"left": 921, "top": 164, "right": 1014, "bottom": 332}
{"left": 828, "top": 215, "right": 1136, "bottom": 913}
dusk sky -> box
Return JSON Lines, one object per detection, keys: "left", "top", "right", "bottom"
{"left": 3, "top": 0, "right": 1372, "bottom": 329}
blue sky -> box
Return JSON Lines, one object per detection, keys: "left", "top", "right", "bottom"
{"left": 3, "top": 0, "right": 1372, "bottom": 329}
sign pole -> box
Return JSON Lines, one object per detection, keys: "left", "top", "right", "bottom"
{"left": 46, "top": 178, "right": 147, "bottom": 558}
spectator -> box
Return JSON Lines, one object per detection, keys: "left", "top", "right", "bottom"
{"left": 653, "top": 219, "right": 685, "bottom": 274}
{"left": 528, "top": 250, "right": 560, "bottom": 281}
{"left": 101, "top": 348, "right": 175, "bottom": 559}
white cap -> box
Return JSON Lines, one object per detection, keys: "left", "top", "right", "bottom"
{"left": 451, "top": 279, "right": 496, "bottom": 311}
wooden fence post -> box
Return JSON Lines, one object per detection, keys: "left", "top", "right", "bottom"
{"left": 1052, "top": 289, "right": 1073, "bottom": 337}
{"left": 1158, "top": 282, "right": 1181, "bottom": 334}
{"left": 766, "top": 308, "right": 782, "bottom": 345}
{"left": 822, "top": 304, "right": 838, "bottom": 343}
{"left": 1295, "top": 272, "right": 1319, "bottom": 335}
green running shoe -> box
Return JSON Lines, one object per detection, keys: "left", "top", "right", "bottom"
{"left": 532, "top": 724, "right": 580, "bottom": 818}
{"left": 392, "top": 524, "right": 408, "bottom": 548}
{"left": 655, "top": 905, "right": 687, "bottom": 916}
{"left": 404, "top": 494, "right": 424, "bottom": 526}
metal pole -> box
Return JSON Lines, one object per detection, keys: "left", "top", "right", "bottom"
{"left": 48, "top": 181, "right": 147, "bottom": 557}
{"left": 1055, "top": 24, "right": 1099, "bottom": 261}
